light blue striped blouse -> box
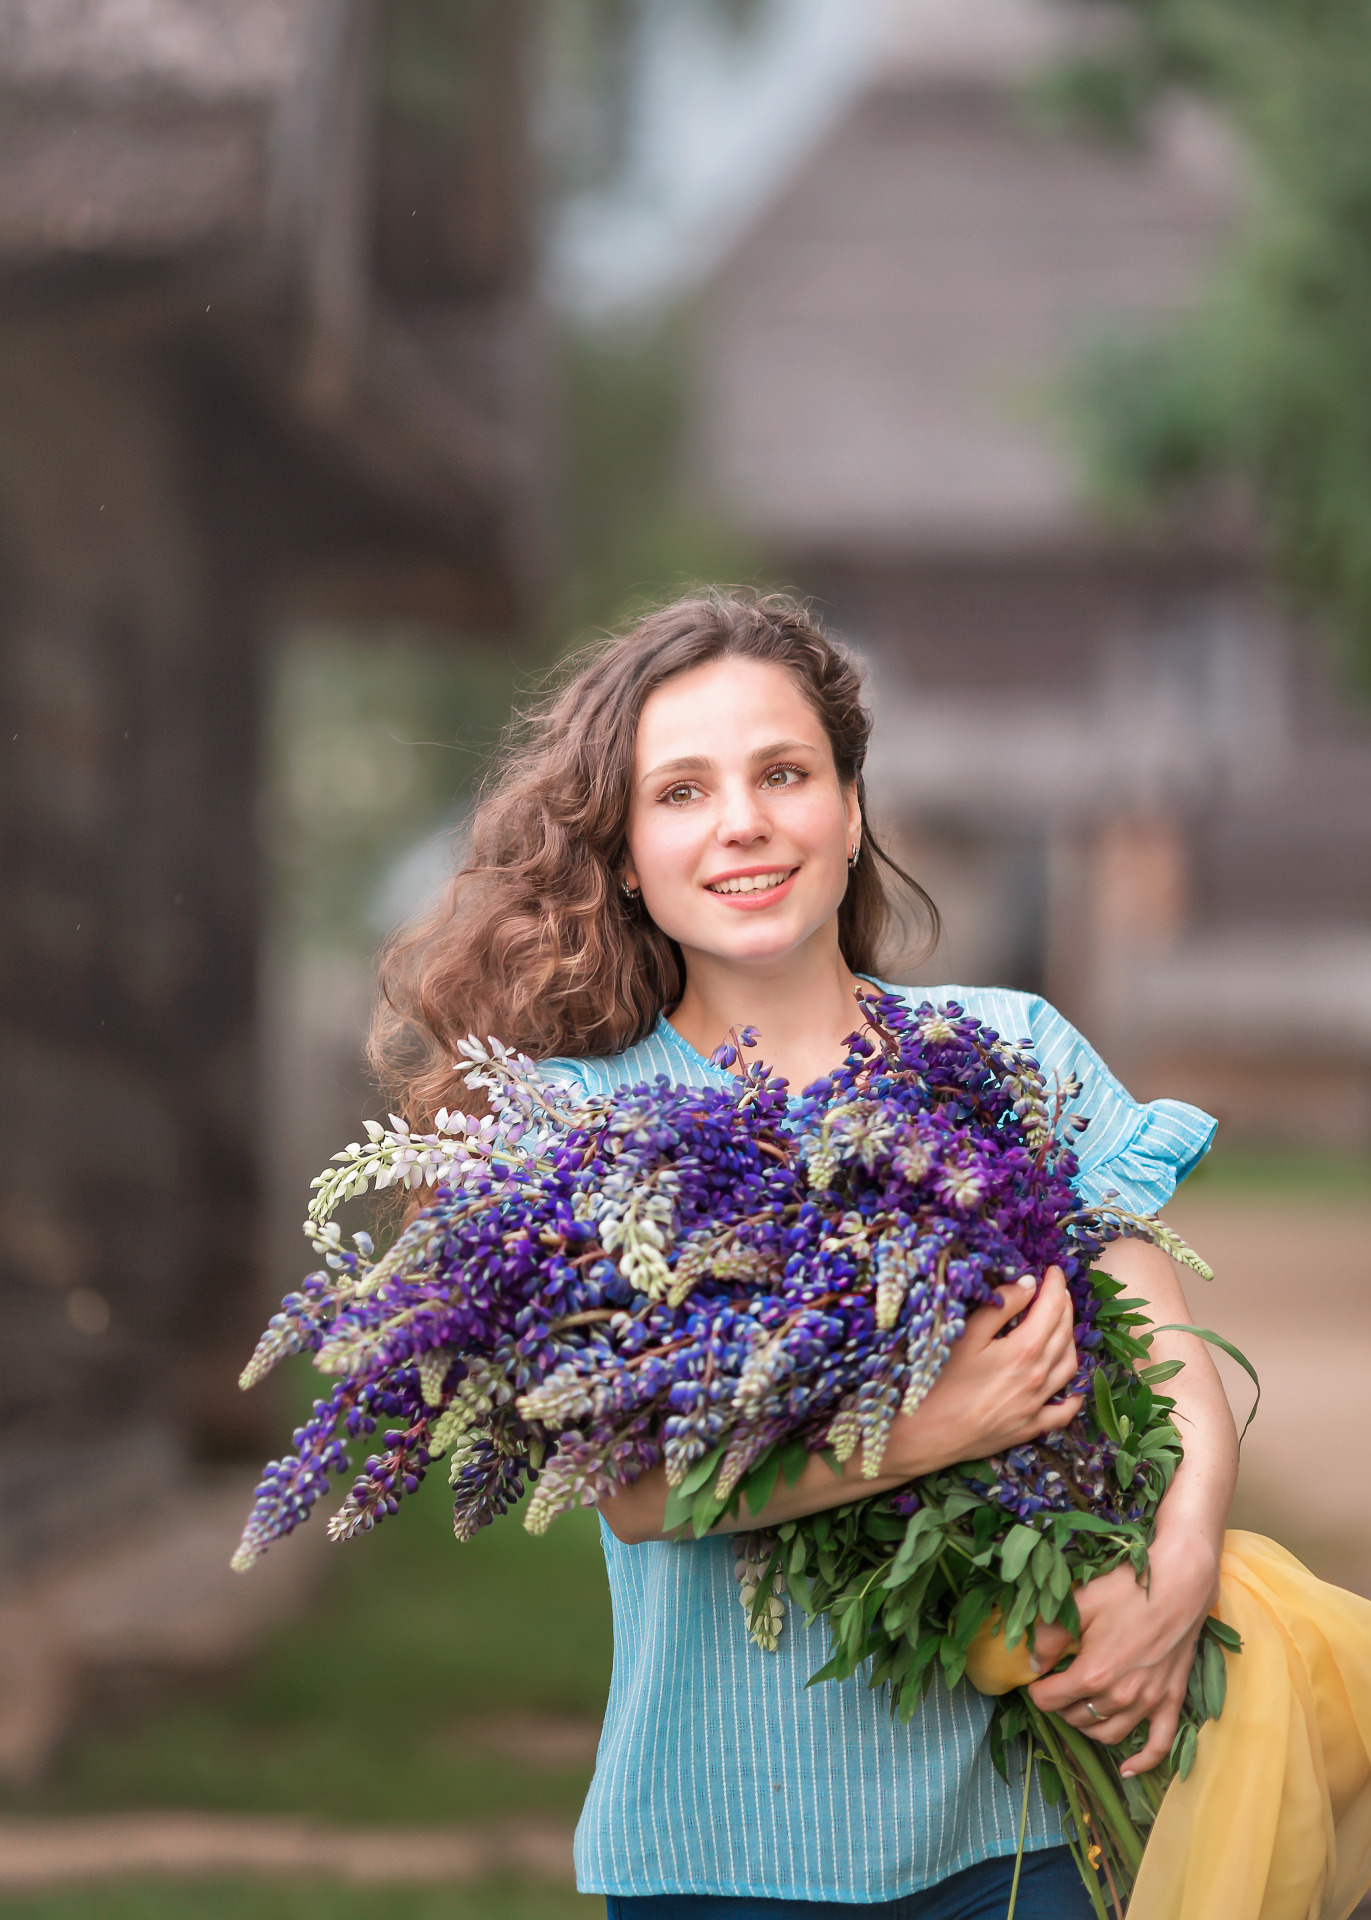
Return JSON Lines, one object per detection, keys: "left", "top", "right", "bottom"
{"left": 542, "top": 983, "right": 1216, "bottom": 1904}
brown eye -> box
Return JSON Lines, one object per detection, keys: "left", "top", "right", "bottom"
{"left": 664, "top": 783, "right": 697, "bottom": 805}
{"left": 763, "top": 764, "right": 803, "bottom": 789}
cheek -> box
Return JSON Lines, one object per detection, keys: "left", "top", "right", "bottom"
{"left": 789, "top": 785, "right": 851, "bottom": 856}
{"left": 626, "top": 803, "right": 698, "bottom": 885}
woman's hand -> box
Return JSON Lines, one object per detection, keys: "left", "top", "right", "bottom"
{"left": 1025, "top": 1236, "right": 1238, "bottom": 1775}
{"left": 1027, "top": 1534, "right": 1220, "bottom": 1775}
{"left": 878, "top": 1266, "right": 1083, "bottom": 1480}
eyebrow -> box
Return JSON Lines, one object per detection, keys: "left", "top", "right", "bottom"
{"left": 639, "top": 739, "right": 817, "bottom": 785}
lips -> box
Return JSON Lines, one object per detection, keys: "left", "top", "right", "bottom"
{"left": 705, "top": 868, "right": 796, "bottom": 895}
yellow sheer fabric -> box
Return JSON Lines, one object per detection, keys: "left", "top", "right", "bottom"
{"left": 1129, "top": 1532, "right": 1371, "bottom": 1920}
{"left": 966, "top": 1530, "right": 1371, "bottom": 1918}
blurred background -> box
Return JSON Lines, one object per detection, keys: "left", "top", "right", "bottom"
{"left": 1, "top": 0, "right": 1368, "bottom": 1913}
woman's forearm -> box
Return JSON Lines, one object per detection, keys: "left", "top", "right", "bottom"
{"left": 600, "top": 1268, "right": 1085, "bottom": 1545}
{"left": 598, "top": 1442, "right": 916, "bottom": 1546}
{"left": 1099, "top": 1236, "right": 1238, "bottom": 1586}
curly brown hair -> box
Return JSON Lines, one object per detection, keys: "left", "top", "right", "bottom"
{"left": 368, "top": 588, "right": 938, "bottom": 1128}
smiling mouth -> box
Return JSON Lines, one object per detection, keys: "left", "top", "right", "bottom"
{"left": 705, "top": 868, "right": 796, "bottom": 896}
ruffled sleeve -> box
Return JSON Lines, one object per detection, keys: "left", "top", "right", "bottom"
{"left": 1024, "top": 996, "right": 1216, "bottom": 1215}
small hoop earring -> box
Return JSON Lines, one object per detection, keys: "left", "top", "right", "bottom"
{"left": 621, "top": 880, "right": 640, "bottom": 901}
{"left": 848, "top": 845, "right": 860, "bottom": 871}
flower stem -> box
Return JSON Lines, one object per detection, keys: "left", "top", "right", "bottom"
{"left": 1004, "top": 1733, "right": 1034, "bottom": 1920}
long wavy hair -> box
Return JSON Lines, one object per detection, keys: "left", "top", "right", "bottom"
{"left": 369, "top": 588, "right": 938, "bottom": 1128}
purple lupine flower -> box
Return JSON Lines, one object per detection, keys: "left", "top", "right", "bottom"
{"left": 234, "top": 996, "right": 1184, "bottom": 1571}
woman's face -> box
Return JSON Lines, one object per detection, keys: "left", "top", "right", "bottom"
{"left": 623, "top": 655, "right": 861, "bottom": 972}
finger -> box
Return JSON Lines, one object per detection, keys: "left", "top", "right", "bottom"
{"left": 1033, "top": 1668, "right": 1147, "bottom": 1740}
{"left": 1037, "top": 1302, "right": 1078, "bottom": 1368}
{"left": 1005, "top": 1269, "right": 1072, "bottom": 1354}
{"left": 1063, "top": 1701, "right": 1142, "bottom": 1745}
{"left": 1028, "top": 1657, "right": 1116, "bottom": 1716}
{"left": 1031, "top": 1392, "right": 1083, "bottom": 1435}
{"left": 1121, "top": 1698, "right": 1182, "bottom": 1777}
{"left": 1045, "top": 1334, "right": 1081, "bottom": 1396}
{"left": 967, "top": 1275, "right": 1038, "bottom": 1344}
{"left": 1028, "top": 1619, "right": 1077, "bottom": 1673}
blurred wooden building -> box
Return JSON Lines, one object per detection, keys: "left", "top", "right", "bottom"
{"left": 0, "top": 0, "right": 545, "bottom": 1773}
{"left": 694, "top": 0, "right": 1371, "bottom": 1143}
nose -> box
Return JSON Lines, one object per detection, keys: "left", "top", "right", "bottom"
{"left": 715, "top": 774, "right": 771, "bottom": 847}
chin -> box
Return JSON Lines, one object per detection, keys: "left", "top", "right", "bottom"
{"left": 684, "top": 916, "right": 817, "bottom": 968}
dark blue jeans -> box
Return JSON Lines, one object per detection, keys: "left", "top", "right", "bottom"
{"left": 603, "top": 1845, "right": 1097, "bottom": 1920}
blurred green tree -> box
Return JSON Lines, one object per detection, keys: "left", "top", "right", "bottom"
{"left": 1053, "top": 0, "right": 1371, "bottom": 688}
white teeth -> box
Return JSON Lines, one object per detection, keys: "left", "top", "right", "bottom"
{"left": 707, "top": 870, "right": 791, "bottom": 895}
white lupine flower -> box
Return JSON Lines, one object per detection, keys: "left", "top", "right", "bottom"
{"left": 734, "top": 1334, "right": 792, "bottom": 1406}
{"left": 517, "top": 1362, "right": 607, "bottom": 1428}
{"left": 417, "top": 1347, "right": 453, "bottom": 1407}
{"left": 734, "top": 1533, "right": 786, "bottom": 1651}
{"left": 826, "top": 1405, "right": 860, "bottom": 1462}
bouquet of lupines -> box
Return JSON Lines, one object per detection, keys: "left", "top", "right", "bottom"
{"left": 234, "top": 991, "right": 1245, "bottom": 1919}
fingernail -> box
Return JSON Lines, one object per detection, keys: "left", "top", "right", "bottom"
{"left": 1016, "top": 1275, "right": 1035, "bottom": 1290}
{"left": 1028, "top": 1653, "right": 1043, "bottom": 1674}
{"left": 1120, "top": 1768, "right": 1134, "bottom": 1780}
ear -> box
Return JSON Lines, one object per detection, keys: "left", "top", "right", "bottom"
{"left": 843, "top": 783, "right": 862, "bottom": 854}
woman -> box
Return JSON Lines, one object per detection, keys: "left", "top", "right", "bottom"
{"left": 372, "top": 589, "right": 1238, "bottom": 1919}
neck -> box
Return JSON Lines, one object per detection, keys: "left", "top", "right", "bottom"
{"left": 667, "top": 928, "right": 869, "bottom": 1093}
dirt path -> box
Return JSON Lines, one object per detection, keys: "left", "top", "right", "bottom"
{"left": 0, "top": 1811, "right": 575, "bottom": 1891}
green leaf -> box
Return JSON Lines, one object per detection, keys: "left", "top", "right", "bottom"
{"left": 743, "top": 1448, "right": 783, "bottom": 1518}
{"left": 885, "top": 1509, "right": 944, "bottom": 1587}
{"left": 1003, "top": 1576, "right": 1039, "bottom": 1648}
{"left": 806, "top": 1648, "right": 853, "bottom": 1688}
{"left": 690, "top": 1483, "right": 733, "bottom": 1538}
{"left": 1122, "top": 1770, "right": 1160, "bottom": 1828}
{"left": 1114, "top": 1450, "right": 1139, "bottom": 1488}
{"left": 890, "top": 1562, "right": 939, "bottom": 1630}
{"left": 1038, "top": 1758, "right": 1064, "bottom": 1805}
{"left": 1113, "top": 1382, "right": 1144, "bottom": 1428}
{"left": 999, "top": 1523, "right": 1041, "bottom": 1584}
{"left": 1207, "top": 1616, "right": 1243, "bottom": 1653}
{"left": 1047, "top": 1549, "right": 1072, "bottom": 1604}
{"left": 838, "top": 1597, "right": 867, "bottom": 1655}
{"left": 868, "top": 1642, "right": 900, "bottom": 1690}
{"left": 972, "top": 1504, "right": 1001, "bottom": 1552}
{"left": 779, "top": 1438, "right": 810, "bottom": 1487}
{"left": 951, "top": 1586, "right": 995, "bottom": 1649}
{"left": 1138, "top": 1358, "right": 1185, "bottom": 1385}
{"left": 1092, "top": 1368, "right": 1123, "bottom": 1443}
{"left": 1056, "top": 1511, "right": 1131, "bottom": 1538}
{"left": 677, "top": 1444, "right": 728, "bottom": 1499}
{"left": 1151, "top": 1324, "right": 1262, "bottom": 1439}
{"left": 661, "top": 1482, "right": 696, "bottom": 1535}
{"left": 1174, "top": 1720, "right": 1200, "bottom": 1781}
{"left": 939, "top": 1635, "right": 968, "bottom": 1690}
{"left": 1030, "top": 1537, "right": 1057, "bottom": 1588}
{"left": 1201, "top": 1630, "right": 1228, "bottom": 1722}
